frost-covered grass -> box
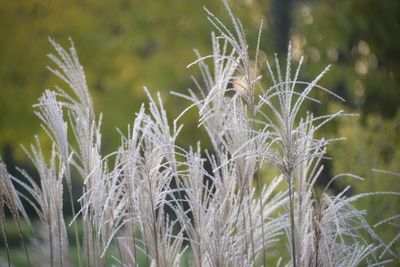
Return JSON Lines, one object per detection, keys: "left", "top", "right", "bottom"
{"left": 0, "top": 1, "right": 399, "bottom": 266}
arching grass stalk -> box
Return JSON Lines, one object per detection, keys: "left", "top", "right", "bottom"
{"left": 0, "top": 217, "right": 11, "bottom": 267}
{"left": 127, "top": 202, "right": 138, "bottom": 265}
{"left": 0, "top": 159, "right": 31, "bottom": 267}
{"left": 15, "top": 218, "right": 32, "bottom": 267}
{"left": 0, "top": 208, "right": 32, "bottom": 267}
{"left": 232, "top": 184, "right": 256, "bottom": 264}
{"left": 255, "top": 170, "right": 267, "bottom": 266}
{"left": 245, "top": 187, "right": 256, "bottom": 264}
{"left": 48, "top": 203, "right": 54, "bottom": 267}
{"left": 247, "top": 22, "right": 267, "bottom": 263}
{"left": 57, "top": 209, "right": 63, "bottom": 267}
{"left": 286, "top": 174, "right": 296, "bottom": 267}
{"left": 250, "top": 108, "right": 267, "bottom": 266}
{"left": 110, "top": 208, "right": 123, "bottom": 267}
{"left": 67, "top": 185, "right": 82, "bottom": 267}
{"left": 15, "top": 207, "right": 32, "bottom": 267}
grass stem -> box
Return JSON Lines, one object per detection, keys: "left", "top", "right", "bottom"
{"left": 287, "top": 175, "right": 297, "bottom": 267}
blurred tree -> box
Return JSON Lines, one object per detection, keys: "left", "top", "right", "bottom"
{"left": 0, "top": 0, "right": 217, "bottom": 157}
{"left": 269, "top": 0, "right": 293, "bottom": 54}
{"left": 0, "top": 0, "right": 269, "bottom": 157}
{"left": 290, "top": 0, "right": 400, "bottom": 118}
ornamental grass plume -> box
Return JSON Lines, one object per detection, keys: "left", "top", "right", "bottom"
{"left": 0, "top": 0, "right": 399, "bottom": 266}
{"left": 0, "top": 159, "right": 31, "bottom": 266}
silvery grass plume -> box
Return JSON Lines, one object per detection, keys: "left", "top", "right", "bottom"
{"left": 248, "top": 33, "right": 347, "bottom": 266}
{"left": 178, "top": 0, "right": 399, "bottom": 266}
{"left": 113, "top": 106, "right": 146, "bottom": 266}
{"left": 0, "top": 159, "right": 31, "bottom": 266}
{"left": 175, "top": 1, "right": 287, "bottom": 265}
{"left": 115, "top": 89, "right": 186, "bottom": 267}
{"left": 173, "top": 3, "right": 292, "bottom": 266}
{"left": 281, "top": 116, "right": 397, "bottom": 267}
{"left": 175, "top": 30, "right": 288, "bottom": 265}
{"left": 15, "top": 138, "right": 71, "bottom": 267}
{"left": 1, "top": 0, "right": 399, "bottom": 266}
{"left": 172, "top": 146, "right": 288, "bottom": 267}
{"left": 33, "top": 89, "right": 83, "bottom": 266}
{"left": 42, "top": 37, "right": 187, "bottom": 267}
{"left": 46, "top": 38, "right": 106, "bottom": 267}
{"left": 250, "top": 30, "right": 399, "bottom": 267}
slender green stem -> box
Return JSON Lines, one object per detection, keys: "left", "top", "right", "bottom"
{"left": 145, "top": 244, "right": 149, "bottom": 267}
{"left": 108, "top": 204, "right": 123, "bottom": 267}
{"left": 49, "top": 218, "right": 54, "bottom": 267}
{"left": 246, "top": 187, "right": 256, "bottom": 263}
{"left": 152, "top": 210, "right": 160, "bottom": 267}
{"left": 57, "top": 211, "right": 63, "bottom": 267}
{"left": 256, "top": 172, "right": 266, "bottom": 266}
{"left": 126, "top": 181, "right": 137, "bottom": 265}
{"left": 67, "top": 186, "right": 82, "bottom": 267}
{"left": 251, "top": 111, "right": 267, "bottom": 266}
{"left": 116, "top": 235, "right": 123, "bottom": 267}
{"left": 16, "top": 218, "right": 31, "bottom": 267}
{"left": 84, "top": 223, "right": 90, "bottom": 267}
{"left": 92, "top": 226, "right": 97, "bottom": 267}
{"left": 287, "top": 175, "right": 297, "bottom": 267}
{"left": 130, "top": 216, "right": 137, "bottom": 266}
{"left": 1, "top": 218, "right": 11, "bottom": 267}
{"left": 148, "top": 169, "right": 160, "bottom": 267}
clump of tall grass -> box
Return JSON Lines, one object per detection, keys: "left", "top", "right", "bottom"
{"left": 0, "top": 0, "right": 399, "bottom": 266}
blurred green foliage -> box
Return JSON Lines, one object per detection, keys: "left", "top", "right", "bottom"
{"left": 0, "top": 0, "right": 217, "bottom": 155}
{"left": 0, "top": 0, "right": 399, "bottom": 262}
